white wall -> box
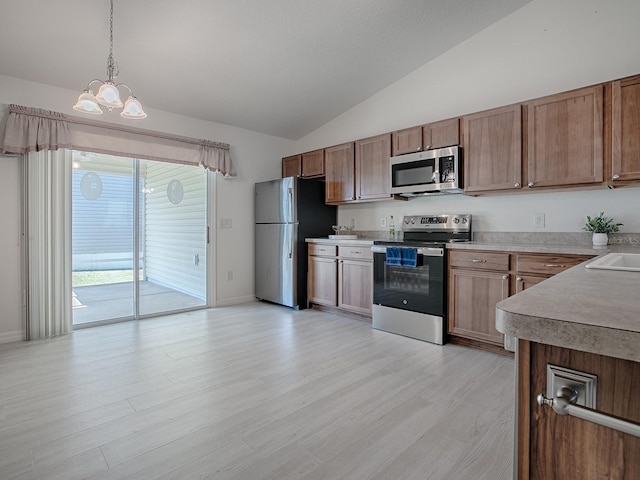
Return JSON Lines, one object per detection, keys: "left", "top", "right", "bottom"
{"left": 294, "top": 0, "right": 640, "bottom": 233}
{"left": 0, "top": 75, "right": 294, "bottom": 340}
{"left": 0, "top": 155, "right": 22, "bottom": 342}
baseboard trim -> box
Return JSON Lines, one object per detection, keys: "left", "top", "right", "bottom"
{"left": 0, "top": 330, "right": 24, "bottom": 344}
{"left": 214, "top": 295, "right": 257, "bottom": 307}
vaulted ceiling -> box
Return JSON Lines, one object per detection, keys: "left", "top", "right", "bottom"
{"left": 0, "top": 0, "right": 529, "bottom": 139}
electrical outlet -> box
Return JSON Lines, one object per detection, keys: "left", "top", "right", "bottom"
{"left": 534, "top": 213, "right": 545, "bottom": 228}
{"left": 380, "top": 217, "right": 387, "bottom": 228}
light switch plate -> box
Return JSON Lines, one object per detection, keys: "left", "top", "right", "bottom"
{"left": 546, "top": 364, "right": 597, "bottom": 408}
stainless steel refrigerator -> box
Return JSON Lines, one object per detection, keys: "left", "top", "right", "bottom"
{"left": 255, "top": 177, "right": 336, "bottom": 309}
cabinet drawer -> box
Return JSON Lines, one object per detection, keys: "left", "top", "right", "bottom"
{"left": 515, "top": 254, "right": 592, "bottom": 275}
{"left": 309, "top": 244, "right": 337, "bottom": 257}
{"left": 338, "top": 245, "right": 373, "bottom": 261}
{"left": 449, "top": 250, "right": 510, "bottom": 271}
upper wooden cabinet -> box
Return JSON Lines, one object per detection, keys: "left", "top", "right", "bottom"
{"left": 282, "top": 154, "right": 301, "bottom": 178}
{"left": 610, "top": 74, "right": 640, "bottom": 184}
{"left": 392, "top": 118, "right": 460, "bottom": 156}
{"left": 282, "top": 150, "right": 325, "bottom": 178}
{"left": 355, "top": 133, "right": 392, "bottom": 201}
{"left": 325, "top": 142, "right": 355, "bottom": 203}
{"left": 392, "top": 126, "right": 422, "bottom": 156}
{"left": 301, "top": 149, "right": 325, "bottom": 178}
{"left": 424, "top": 117, "right": 460, "bottom": 150}
{"left": 525, "top": 85, "right": 604, "bottom": 188}
{"left": 463, "top": 104, "right": 522, "bottom": 193}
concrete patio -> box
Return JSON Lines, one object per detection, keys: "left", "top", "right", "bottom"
{"left": 72, "top": 281, "right": 206, "bottom": 325}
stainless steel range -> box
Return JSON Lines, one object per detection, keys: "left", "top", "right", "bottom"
{"left": 372, "top": 214, "right": 472, "bottom": 344}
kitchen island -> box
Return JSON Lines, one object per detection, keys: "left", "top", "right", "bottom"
{"left": 496, "top": 251, "right": 640, "bottom": 480}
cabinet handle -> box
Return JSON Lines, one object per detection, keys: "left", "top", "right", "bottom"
{"left": 351, "top": 251, "right": 361, "bottom": 255}
{"left": 468, "top": 259, "right": 487, "bottom": 263}
{"left": 537, "top": 387, "right": 640, "bottom": 438}
{"left": 527, "top": 182, "right": 534, "bottom": 187}
{"left": 514, "top": 182, "right": 521, "bottom": 188}
{"left": 425, "top": 144, "right": 431, "bottom": 150}
{"left": 516, "top": 277, "right": 523, "bottom": 282}
{"left": 543, "top": 263, "right": 565, "bottom": 268}
{"left": 416, "top": 146, "right": 422, "bottom": 152}
{"left": 612, "top": 174, "right": 620, "bottom": 180}
{"left": 502, "top": 274, "right": 509, "bottom": 299}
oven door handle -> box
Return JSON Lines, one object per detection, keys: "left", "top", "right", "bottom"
{"left": 371, "top": 246, "right": 444, "bottom": 257}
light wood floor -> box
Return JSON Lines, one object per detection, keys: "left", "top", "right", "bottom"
{"left": 0, "top": 302, "right": 515, "bottom": 480}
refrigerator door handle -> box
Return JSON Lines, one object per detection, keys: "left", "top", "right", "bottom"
{"left": 288, "top": 187, "right": 294, "bottom": 222}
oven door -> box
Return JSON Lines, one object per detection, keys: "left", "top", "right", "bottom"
{"left": 372, "top": 245, "right": 445, "bottom": 316}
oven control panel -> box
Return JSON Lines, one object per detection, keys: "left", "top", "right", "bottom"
{"left": 402, "top": 214, "right": 471, "bottom": 232}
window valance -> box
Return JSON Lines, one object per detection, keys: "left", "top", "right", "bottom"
{"left": 2, "top": 104, "right": 236, "bottom": 177}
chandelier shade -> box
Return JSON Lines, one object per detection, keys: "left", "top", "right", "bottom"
{"left": 73, "top": 91, "right": 103, "bottom": 115}
{"left": 95, "top": 82, "right": 123, "bottom": 109}
{"left": 73, "top": 0, "right": 146, "bottom": 119}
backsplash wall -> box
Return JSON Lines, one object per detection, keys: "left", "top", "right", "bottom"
{"left": 336, "top": 186, "right": 640, "bottom": 234}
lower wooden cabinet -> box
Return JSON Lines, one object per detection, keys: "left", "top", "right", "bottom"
{"left": 448, "top": 250, "right": 594, "bottom": 349}
{"left": 308, "top": 242, "right": 373, "bottom": 316}
{"left": 517, "top": 340, "right": 640, "bottom": 479}
{"left": 338, "top": 259, "right": 372, "bottom": 315}
{"left": 308, "top": 255, "right": 338, "bottom": 306}
{"left": 448, "top": 252, "right": 510, "bottom": 345}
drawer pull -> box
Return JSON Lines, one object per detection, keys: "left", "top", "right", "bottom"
{"left": 468, "top": 259, "right": 487, "bottom": 263}
{"left": 351, "top": 251, "right": 361, "bottom": 255}
{"left": 516, "top": 277, "right": 523, "bottom": 282}
{"left": 544, "top": 263, "right": 565, "bottom": 268}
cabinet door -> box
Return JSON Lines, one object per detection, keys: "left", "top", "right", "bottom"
{"left": 282, "top": 154, "right": 301, "bottom": 178}
{"left": 392, "top": 126, "right": 422, "bottom": 156}
{"left": 355, "top": 133, "right": 392, "bottom": 201}
{"left": 611, "top": 75, "right": 640, "bottom": 183}
{"left": 308, "top": 255, "right": 338, "bottom": 306}
{"left": 448, "top": 268, "right": 509, "bottom": 345}
{"left": 302, "top": 149, "right": 325, "bottom": 178}
{"left": 325, "top": 143, "right": 355, "bottom": 203}
{"left": 515, "top": 274, "right": 547, "bottom": 293}
{"left": 463, "top": 104, "right": 522, "bottom": 193}
{"left": 424, "top": 118, "right": 460, "bottom": 149}
{"left": 338, "top": 259, "right": 372, "bottom": 315}
{"left": 526, "top": 85, "right": 604, "bottom": 188}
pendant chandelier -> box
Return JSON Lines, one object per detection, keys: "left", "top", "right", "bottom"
{"left": 73, "top": 0, "right": 147, "bottom": 119}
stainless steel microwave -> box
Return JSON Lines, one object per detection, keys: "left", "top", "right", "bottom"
{"left": 390, "top": 145, "right": 462, "bottom": 196}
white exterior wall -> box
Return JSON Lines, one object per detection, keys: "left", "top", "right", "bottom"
{"left": 143, "top": 162, "right": 207, "bottom": 299}
{"left": 294, "top": 0, "right": 640, "bottom": 234}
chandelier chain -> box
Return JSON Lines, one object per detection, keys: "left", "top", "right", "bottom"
{"left": 106, "top": 0, "right": 118, "bottom": 81}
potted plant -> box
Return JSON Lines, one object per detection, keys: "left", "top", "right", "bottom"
{"left": 583, "top": 212, "right": 622, "bottom": 246}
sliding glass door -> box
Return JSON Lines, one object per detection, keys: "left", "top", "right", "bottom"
{"left": 71, "top": 152, "right": 208, "bottom": 326}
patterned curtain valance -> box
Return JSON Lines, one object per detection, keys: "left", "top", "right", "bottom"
{"left": 2, "top": 104, "right": 236, "bottom": 177}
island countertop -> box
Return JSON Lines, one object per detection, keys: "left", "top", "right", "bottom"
{"left": 496, "top": 249, "right": 640, "bottom": 363}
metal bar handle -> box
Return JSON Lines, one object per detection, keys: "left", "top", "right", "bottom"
{"left": 543, "top": 263, "right": 565, "bottom": 268}
{"left": 371, "top": 246, "right": 443, "bottom": 257}
{"left": 537, "top": 386, "right": 640, "bottom": 438}
{"left": 468, "top": 259, "right": 487, "bottom": 263}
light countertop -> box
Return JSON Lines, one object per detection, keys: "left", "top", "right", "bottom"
{"left": 496, "top": 248, "right": 640, "bottom": 363}
{"left": 306, "top": 238, "right": 375, "bottom": 246}
{"left": 445, "top": 241, "right": 607, "bottom": 256}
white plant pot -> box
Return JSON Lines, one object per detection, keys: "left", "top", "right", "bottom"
{"left": 592, "top": 233, "right": 608, "bottom": 246}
